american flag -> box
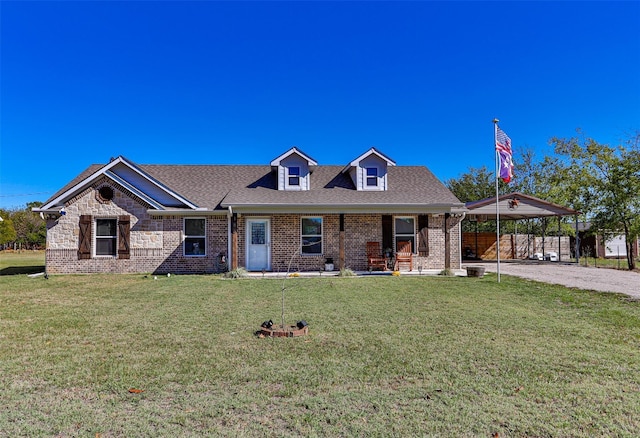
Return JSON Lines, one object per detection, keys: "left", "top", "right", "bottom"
{"left": 495, "top": 127, "right": 512, "bottom": 154}
{"left": 495, "top": 126, "right": 513, "bottom": 183}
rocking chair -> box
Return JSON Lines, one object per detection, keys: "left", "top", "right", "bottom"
{"left": 394, "top": 241, "right": 413, "bottom": 271}
{"left": 366, "top": 241, "right": 388, "bottom": 271}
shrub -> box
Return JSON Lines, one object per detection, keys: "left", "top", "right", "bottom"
{"left": 224, "top": 267, "right": 247, "bottom": 279}
{"left": 338, "top": 268, "right": 356, "bottom": 277}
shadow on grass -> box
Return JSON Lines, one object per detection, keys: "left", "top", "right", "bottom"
{"left": 0, "top": 266, "right": 46, "bottom": 276}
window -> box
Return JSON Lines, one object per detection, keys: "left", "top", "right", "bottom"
{"left": 395, "top": 217, "right": 415, "bottom": 253}
{"left": 98, "top": 186, "right": 114, "bottom": 202}
{"left": 95, "top": 219, "right": 117, "bottom": 256}
{"left": 366, "top": 167, "right": 378, "bottom": 187}
{"left": 184, "top": 218, "right": 206, "bottom": 256}
{"left": 78, "top": 215, "right": 130, "bottom": 260}
{"left": 288, "top": 166, "right": 300, "bottom": 186}
{"left": 301, "top": 217, "right": 322, "bottom": 255}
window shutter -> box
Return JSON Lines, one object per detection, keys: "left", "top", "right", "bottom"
{"left": 382, "top": 215, "right": 393, "bottom": 253}
{"left": 78, "top": 215, "right": 92, "bottom": 259}
{"left": 418, "top": 214, "right": 429, "bottom": 256}
{"left": 118, "top": 215, "right": 131, "bottom": 259}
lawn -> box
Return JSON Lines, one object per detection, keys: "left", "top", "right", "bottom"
{"left": 1, "top": 252, "right": 639, "bottom": 437}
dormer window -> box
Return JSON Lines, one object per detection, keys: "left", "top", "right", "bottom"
{"left": 288, "top": 166, "right": 300, "bottom": 186}
{"left": 366, "top": 167, "right": 378, "bottom": 187}
{"left": 270, "top": 147, "right": 317, "bottom": 191}
{"left": 343, "top": 148, "right": 395, "bottom": 191}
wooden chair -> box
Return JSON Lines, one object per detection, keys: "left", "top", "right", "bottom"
{"left": 394, "top": 241, "right": 413, "bottom": 271}
{"left": 366, "top": 241, "right": 388, "bottom": 271}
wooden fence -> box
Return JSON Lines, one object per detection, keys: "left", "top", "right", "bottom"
{"left": 462, "top": 232, "right": 571, "bottom": 260}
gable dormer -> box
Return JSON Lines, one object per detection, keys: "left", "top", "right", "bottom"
{"left": 343, "top": 148, "right": 396, "bottom": 191}
{"left": 270, "top": 147, "right": 317, "bottom": 191}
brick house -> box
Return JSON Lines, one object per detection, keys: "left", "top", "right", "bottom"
{"left": 34, "top": 147, "right": 467, "bottom": 274}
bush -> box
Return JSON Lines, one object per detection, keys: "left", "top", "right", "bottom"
{"left": 439, "top": 268, "right": 454, "bottom": 276}
{"left": 338, "top": 268, "right": 356, "bottom": 277}
{"left": 224, "top": 267, "right": 247, "bottom": 279}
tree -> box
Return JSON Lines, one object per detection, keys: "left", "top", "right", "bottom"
{"left": 446, "top": 165, "right": 497, "bottom": 203}
{"left": 446, "top": 166, "right": 503, "bottom": 233}
{"left": 550, "top": 131, "right": 640, "bottom": 270}
{"left": 1, "top": 203, "right": 46, "bottom": 250}
{"left": 0, "top": 209, "right": 18, "bottom": 248}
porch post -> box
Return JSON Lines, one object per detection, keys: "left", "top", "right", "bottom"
{"left": 339, "top": 214, "right": 345, "bottom": 270}
{"left": 231, "top": 213, "right": 238, "bottom": 270}
{"left": 444, "top": 213, "right": 451, "bottom": 269}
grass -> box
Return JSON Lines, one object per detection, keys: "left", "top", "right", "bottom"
{"left": 576, "top": 256, "right": 639, "bottom": 271}
{"left": 1, "top": 252, "right": 639, "bottom": 436}
{"left": 0, "top": 249, "right": 46, "bottom": 275}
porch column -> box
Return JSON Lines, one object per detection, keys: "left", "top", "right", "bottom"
{"left": 444, "top": 213, "right": 450, "bottom": 269}
{"left": 231, "top": 213, "right": 238, "bottom": 270}
{"left": 339, "top": 214, "right": 345, "bottom": 270}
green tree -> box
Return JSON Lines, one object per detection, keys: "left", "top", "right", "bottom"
{"left": 0, "top": 209, "right": 18, "bottom": 248}
{"left": 7, "top": 202, "right": 46, "bottom": 250}
{"left": 446, "top": 165, "right": 496, "bottom": 203}
{"left": 550, "top": 131, "right": 640, "bottom": 270}
{"left": 446, "top": 166, "right": 500, "bottom": 233}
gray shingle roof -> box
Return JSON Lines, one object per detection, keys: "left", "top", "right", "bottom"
{"left": 44, "top": 161, "right": 465, "bottom": 213}
{"left": 140, "top": 164, "right": 463, "bottom": 211}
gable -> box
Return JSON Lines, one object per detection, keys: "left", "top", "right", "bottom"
{"left": 107, "top": 162, "right": 189, "bottom": 207}
{"left": 36, "top": 156, "right": 199, "bottom": 213}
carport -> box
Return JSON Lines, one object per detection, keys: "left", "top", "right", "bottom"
{"left": 464, "top": 192, "right": 580, "bottom": 263}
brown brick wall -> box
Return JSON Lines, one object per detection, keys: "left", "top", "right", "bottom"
{"left": 45, "top": 182, "right": 461, "bottom": 273}
{"left": 235, "top": 213, "right": 461, "bottom": 272}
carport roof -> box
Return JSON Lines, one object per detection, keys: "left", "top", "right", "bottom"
{"left": 465, "top": 192, "right": 579, "bottom": 221}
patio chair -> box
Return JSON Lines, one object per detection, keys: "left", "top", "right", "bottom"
{"left": 394, "top": 241, "right": 413, "bottom": 271}
{"left": 366, "top": 241, "right": 388, "bottom": 271}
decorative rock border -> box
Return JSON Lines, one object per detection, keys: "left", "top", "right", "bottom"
{"left": 258, "top": 324, "right": 309, "bottom": 338}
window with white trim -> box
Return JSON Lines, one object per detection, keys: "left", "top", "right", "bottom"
{"left": 394, "top": 217, "right": 415, "bottom": 253}
{"left": 288, "top": 166, "right": 300, "bottom": 186}
{"left": 184, "top": 218, "right": 206, "bottom": 256}
{"left": 366, "top": 167, "right": 378, "bottom": 187}
{"left": 95, "top": 218, "right": 117, "bottom": 256}
{"left": 301, "top": 217, "right": 322, "bottom": 255}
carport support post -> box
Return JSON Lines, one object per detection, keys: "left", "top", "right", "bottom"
{"left": 558, "top": 216, "right": 562, "bottom": 262}
{"left": 574, "top": 214, "right": 580, "bottom": 264}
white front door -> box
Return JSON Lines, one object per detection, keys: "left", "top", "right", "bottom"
{"left": 246, "top": 218, "right": 270, "bottom": 271}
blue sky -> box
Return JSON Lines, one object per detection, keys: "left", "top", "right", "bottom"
{"left": 1, "top": 1, "right": 639, "bottom": 209}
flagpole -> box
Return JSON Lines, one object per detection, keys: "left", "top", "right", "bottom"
{"left": 493, "top": 118, "right": 501, "bottom": 282}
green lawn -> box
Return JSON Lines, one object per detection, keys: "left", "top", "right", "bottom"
{"left": 1, "top": 252, "right": 639, "bottom": 437}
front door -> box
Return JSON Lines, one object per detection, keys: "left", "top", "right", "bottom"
{"left": 246, "top": 218, "right": 270, "bottom": 271}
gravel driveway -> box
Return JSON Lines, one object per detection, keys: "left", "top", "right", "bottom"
{"left": 466, "top": 261, "right": 640, "bottom": 299}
